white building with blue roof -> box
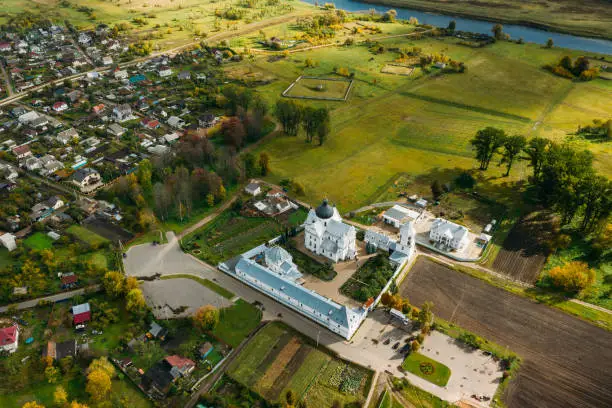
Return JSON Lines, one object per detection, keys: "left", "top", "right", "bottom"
{"left": 232, "top": 256, "right": 365, "bottom": 339}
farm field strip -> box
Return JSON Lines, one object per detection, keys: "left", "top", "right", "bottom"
{"left": 256, "top": 337, "right": 302, "bottom": 396}
{"left": 401, "top": 258, "right": 612, "bottom": 408}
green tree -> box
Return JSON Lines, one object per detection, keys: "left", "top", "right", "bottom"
{"left": 523, "top": 137, "right": 551, "bottom": 181}
{"left": 126, "top": 288, "right": 146, "bottom": 314}
{"left": 275, "top": 100, "right": 303, "bottom": 136}
{"left": 136, "top": 159, "right": 153, "bottom": 191}
{"left": 500, "top": 135, "right": 526, "bottom": 176}
{"left": 259, "top": 152, "right": 270, "bottom": 176}
{"left": 447, "top": 20, "right": 456, "bottom": 32}
{"left": 546, "top": 38, "right": 554, "bottom": 48}
{"left": 193, "top": 305, "right": 219, "bottom": 331}
{"left": 548, "top": 261, "right": 595, "bottom": 293}
{"left": 470, "top": 127, "right": 507, "bottom": 170}
{"left": 431, "top": 180, "right": 443, "bottom": 200}
{"left": 243, "top": 153, "right": 257, "bottom": 177}
{"left": 492, "top": 24, "right": 504, "bottom": 40}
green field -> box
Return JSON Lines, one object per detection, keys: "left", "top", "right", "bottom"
{"left": 160, "top": 274, "right": 235, "bottom": 299}
{"left": 285, "top": 77, "right": 352, "bottom": 100}
{"left": 401, "top": 352, "right": 451, "bottom": 387}
{"left": 227, "top": 322, "right": 373, "bottom": 407}
{"left": 240, "top": 36, "right": 611, "bottom": 212}
{"left": 213, "top": 299, "right": 262, "bottom": 347}
{"left": 23, "top": 232, "right": 54, "bottom": 250}
{"left": 67, "top": 225, "right": 109, "bottom": 246}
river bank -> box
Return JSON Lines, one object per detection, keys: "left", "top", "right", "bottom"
{"left": 358, "top": 0, "right": 612, "bottom": 41}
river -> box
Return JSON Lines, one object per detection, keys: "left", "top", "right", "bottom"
{"left": 300, "top": 0, "right": 612, "bottom": 55}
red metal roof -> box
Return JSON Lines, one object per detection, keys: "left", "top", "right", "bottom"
{"left": 73, "top": 311, "right": 91, "bottom": 324}
{"left": 0, "top": 325, "right": 18, "bottom": 346}
{"left": 61, "top": 274, "right": 78, "bottom": 285}
{"left": 164, "top": 355, "right": 195, "bottom": 370}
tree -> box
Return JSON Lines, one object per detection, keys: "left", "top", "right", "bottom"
{"left": 193, "top": 305, "right": 220, "bottom": 331}
{"left": 22, "top": 402, "right": 45, "bottom": 408}
{"left": 243, "top": 153, "right": 257, "bottom": 177}
{"left": 102, "top": 271, "right": 124, "bottom": 297}
{"left": 447, "top": 20, "right": 456, "bottom": 32}
{"left": 381, "top": 291, "right": 392, "bottom": 306}
{"left": 316, "top": 109, "right": 330, "bottom": 146}
{"left": 136, "top": 159, "right": 153, "bottom": 191}
{"left": 285, "top": 390, "right": 296, "bottom": 408}
{"left": 523, "top": 137, "right": 551, "bottom": 181}
{"left": 86, "top": 369, "right": 111, "bottom": 402}
{"left": 470, "top": 127, "right": 507, "bottom": 170}
{"left": 573, "top": 56, "right": 590, "bottom": 77}
{"left": 382, "top": 9, "right": 397, "bottom": 22}
{"left": 492, "top": 24, "right": 504, "bottom": 40}
{"left": 546, "top": 38, "right": 554, "bottom": 48}
{"left": 455, "top": 172, "right": 475, "bottom": 190}
{"left": 45, "top": 366, "right": 60, "bottom": 384}
{"left": 430, "top": 180, "right": 443, "bottom": 200}
{"left": 578, "top": 176, "right": 611, "bottom": 232}
{"left": 221, "top": 117, "right": 246, "bottom": 149}
{"left": 548, "top": 261, "right": 595, "bottom": 293}
{"left": 87, "top": 357, "right": 115, "bottom": 378}
{"left": 500, "top": 135, "right": 526, "bottom": 176}
{"left": 54, "top": 385, "right": 68, "bottom": 406}
{"left": 126, "top": 288, "right": 146, "bottom": 314}
{"left": 259, "top": 152, "right": 270, "bottom": 176}
{"left": 275, "top": 100, "right": 303, "bottom": 136}
{"left": 411, "top": 339, "right": 421, "bottom": 352}
{"left": 418, "top": 301, "right": 433, "bottom": 326}
{"left": 331, "top": 401, "right": 343, "bottom": 408}
{"left": 69, "top": 402, "right": 89, "bottom": 408}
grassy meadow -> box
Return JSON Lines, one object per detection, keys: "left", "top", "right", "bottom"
{"left": 228, "top": 34, "right": 611, "bottom": 211}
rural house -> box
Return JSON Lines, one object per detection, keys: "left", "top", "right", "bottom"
{"left": 0, "top": 324, "right": 20, "bottom": 354}
{"left": 244, "top": 182, "right": 261, "bottom": 196}
{"left": 382, "top": 205, "right": 420, "bottom": 228}
{"left": 71, "top": 303, "right": 91, "bottom": 326}
{"left": 429, "top": 218, "right": 470, "bottom": 251}
{"left": 0, "top": 232, "right": 17, "bottom": 251}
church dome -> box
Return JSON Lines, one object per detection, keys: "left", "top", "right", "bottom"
{"left": 315, "top": 199, "right": 334, "bottom": 219}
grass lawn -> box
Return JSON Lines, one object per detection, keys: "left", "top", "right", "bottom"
{"left": 349, "top": 207, "right": 389, "bottom": 226}
{"left": 228, "top": 322, "right": 285, "bottom": 382}
{"left": 183, "top": 209, "right": 282, "bottom": 264}
{"left": 285, "top": 77, "right": 352, "bottom": 100}
{"left": 378, "top": 390, "right": 392, "bottom": 408}
{"left": 67, "top": 224, "right": 109, "bottom": 246}
{"left": 243, "top": 37, "right": 611, "bottom": 211}
{"left": 161, "top": 274, "right": 235, "bottom": 299}
{"left": 401, "top": 353, "right": 451, "bottom": 387}
{"left": 23, "top": 232, "right": 54, "bottom": 250}
{"left": 213, "top": 299, "right": 262, "bottom": 347}
{"left": 0, "top": 247, "right": 16, "bottom": 269}
{"left": 392, "top": 377, "right": 454, "bottom": 408}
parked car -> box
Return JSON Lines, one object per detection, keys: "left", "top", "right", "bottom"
{"left": 383, "top": 338, "right": 391, "bottom": 345}
{"left": 392, "top": 342, "right": 400, "bottom": 350}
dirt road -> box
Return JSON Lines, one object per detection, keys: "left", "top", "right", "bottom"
{"left": 400, "top": 257, "right": 612, "bottom": 408}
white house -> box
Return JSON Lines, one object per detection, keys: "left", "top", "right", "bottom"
{"left": 304, "top": 199, "right": 356, "bottom": 263}
{"left": 429, "top": 218, "right": 469, "bottom": 251}
{"left": 107, "top": 123, "right": 127, "bottom": 138}
{"left": 0, "top": 324, "right": 19, "bottom": 354}
{"left": 365, "top": 221, "right": 416, "bottom": 265}
{"left": 52, "top": 101, "right": 68, "bottom": 112}
{"left": 264, "top": 246, "right": 302, "bottom": 281}
{"left": 158, "top": 66, "right": 172, "bottom": 77}
{"left": 231, "top": 254, "right": 364, "bottom": 340}
{"left": 57, "top": 128, "right": 79, "bottom": 144}
{"left": 0, "top": 232, "right": 17, "bottom": 251}
{"left": 24, "top": 156, "right": 42, "bottom": 171}
{"left": 114, "top": 70, "right": 128, "bottom": 80}
{"left": 167, "top": 116, "right": 185, "bottom": 129}
{"left": 244, "top": 182, "right": 261, "bottom": 196}
{"left": 382, "top": 205, "right": 420, "bottom": 228}
{"left": 71, "top": 168, "right": 102, "bottom": 192}
{"left": 102, "top": 56, "right": 113, "bottom": 66}
{"left": 112, "top": 104, "right": 133, "bottom": 122}
{"left": 40, "top": 155, "right": 63, "bottom": 174}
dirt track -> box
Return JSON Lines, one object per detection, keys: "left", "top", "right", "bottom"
{"left": 400, "top": 257, "right": 612, "bottom": 408}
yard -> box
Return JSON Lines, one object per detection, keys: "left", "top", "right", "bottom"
{"left": 284, "top": 76, "right": 353, "bottom": 101}
{"left": 227, "top": 322, "right": 373, "bottom": 407}
{"left": 67, "top": 224, "right": 109, "bottom": 247}
{"left": 183, "top": 210, "right": 283, "bottom": 264}
{"left": 401, "top": 352, "right": 451, "bottom": 387}
{"left": 283, "top": 241, "right": 337, "bottom": 281}
{"left": 340, "top": 254, "right": 395, "bottom": 302}
{"left": 160, "top": 274, "right": 235, "bottom": 299}
{"left": 23, "top": 232, "right": 54, "bottom": 250}
{"left": 212, "top": 299, "right": 262, "bottom": 348}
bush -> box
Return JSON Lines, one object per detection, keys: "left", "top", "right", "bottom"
{"left": 548, "top": 261, "right": 595, "bottom": 293}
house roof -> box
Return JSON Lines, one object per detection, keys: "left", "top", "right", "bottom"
{"left": 0, "top": 325, "right": 18, "bottom": 346}
{"left": 235, "top": 257, "right": 354, "bottom": 329}
{"left": 383, "top": 205, "right": 419, "bottom": 223}
{"left": 72, "top": 167, "right": 98, "bottom": 183}
{"left": 142, "top": 361, "right": 174, "bottom": 393}
{"left": 245, "top": 182, "right": 260, "bottom": 192}
{"left": 12, "top": 145, "right": 31, "bottom": 155}
{"left": 61, "top": 273, "right": 78, "bottom": 285}
{"left": 164, "top": 355, "right": 195, "bottom": 370}
{"left": 315, "top": 199, "right": 334, "bottom": 219}
{"left": 199, "top": 342, "right": 213, "bottom": 355}
{"left": 72, "top": 302, "right": 90, "bottom": 315}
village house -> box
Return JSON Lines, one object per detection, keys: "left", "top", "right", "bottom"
{"left": 304, "top": 199, "right": 356, "bottom": 263}
{"left": 244, "top": 182, "right": 261, "bottom": 196}
{"left": 71, "top": 167, "right": 102, "bottom": 192}
{"left": 198, "top": 113, "right": 217, "bottom": 129}
{"left": 12, "top": 144, "right": 32, "bottom": 160}
{"left": 429, "top": 218, "right": 470, "bottom": 251}
{"left": 24, "top": 156, "right": 42, "bottom": 171}
{"left": 71, "top": 302, "right": 91, "bottom": 326}
{"left": 0, "top": 232, "right": 17, "bottom": 251}
{"left": 0, "top": 324, "right": 20, "bottom": 354}
{"left": 112, "top": 104, "right": 133, "bottom": 122}
{"left": 141, "top": 117, "right": 160, "bottom": 129}
{"left": 40, "top": 155, "right": 63, "bottom": 174}
{"left": 57, "top": 127, "right": 79, "bottom": 144}
{"left": 167, "top": 116, "right": 185, "bottom": 129}
{"left": 60, "top": 272, "right": 78, "bottom": 289}
{"left": 382, "top": 205, "right": 420, "bottom": 228}
{"left": 102, "top": 56, "right": 113, "bottom": 66}
{"left": 158, "top": 66, "right": 172, "bottom": 77}
{"left": 142, "top": 355, "right": 195, "bottom": 396}
{"left": 114, "top": 69, "right": 128, "bottom": 80}
{"left": 52, "top": 101, "right": 68, "bottom": 112}
{"left": 177, "top": 71, "right": 191, "bottom": 80}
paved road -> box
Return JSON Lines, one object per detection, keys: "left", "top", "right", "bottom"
{"left": 0, "top": 285, "right": 101, "bottom": 313}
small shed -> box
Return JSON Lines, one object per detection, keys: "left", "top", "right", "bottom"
{"left": 199, "top": 342, "right": 214, "bottom": 359}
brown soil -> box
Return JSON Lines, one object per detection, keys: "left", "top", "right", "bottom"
{"left": 492, "top": 212, "right": 558, "bottom": 283}
{"left": 268, "top": 344, "right": 312, "bottom": 400}
{"left": 400, "top": 257, "right": 612, "bottom": 408}
{"left": 257, "top": 337, "right": 302, "bottom": 399}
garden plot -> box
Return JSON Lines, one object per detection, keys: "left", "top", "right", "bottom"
{"left": 228, "top": 323, "right": 372, "bottom": 407}
{"left": 381, "top": 64, "right": 415, "bottom": 76}
{"left": 283, "top": 76, "right": 353, "bottom": 101}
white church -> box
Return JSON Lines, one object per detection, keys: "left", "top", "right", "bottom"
{"left": 304, "top": 199, "right": 356, "bottom": 263}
